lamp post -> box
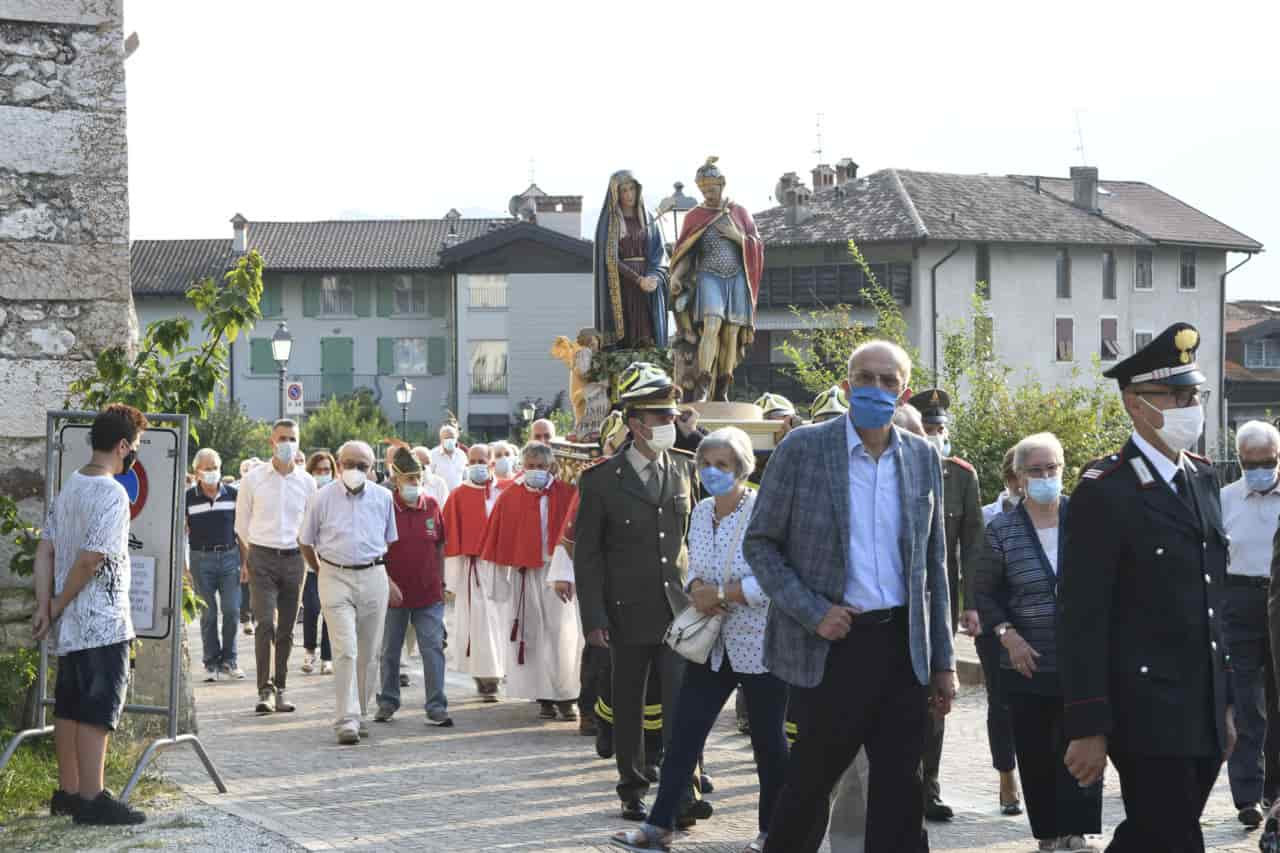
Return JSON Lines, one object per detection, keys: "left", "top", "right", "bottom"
{"left": 395, "top": 378, "right": 415, "bottom": 439}
{"left": 271, "top": 321, "right": 293, "bottom": 421}
{"left": 655, "top": 181, "right": 697, "bottom": 255}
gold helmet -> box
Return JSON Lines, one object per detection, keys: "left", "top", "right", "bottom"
{"left": 599, "top": 410, "right": 627, "bottom": 455}
{"left": 617, "top": 362, "right": 681, "bottom": 414}
{"left": 754, "top": 392, "right": 796, "bottom": 419}
{"left": 810, "top": 385, "right": 849, "bottom": 422}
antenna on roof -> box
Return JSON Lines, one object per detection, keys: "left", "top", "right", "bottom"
{"left": 528, "top": 157, "right": 536, "bottom": 186}
{"left": 813, "top": 112, "right": 825, "bottom": 163}
{"left": 1073, "top": 109, "right": 1088, "bottom": 166}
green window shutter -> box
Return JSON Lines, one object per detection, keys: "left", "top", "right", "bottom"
{"left": 427, "top": 276, "right": 447, "bottom": 318}
{"left": 321, "top": 337, "right": 355, "bottom": 399}
{"left": 261, "top": 276, "right": 282, "bottom": 317}
{"left": 354, "top": 276, "right": 372, "bottom": 317}
{"left": 302, "top": 276, "right": 321, "bottom": 317}
{"left": 376, "top": 275, "right": 394, "bottom": 317}
{"left": 428, "top": 336, "right": 446, "bottom": 375}
{"left": 377, "top": 337, "right": 395, "bottom": 375}
{"left": 250, "top": 339, "right": 274, "bottom": 374}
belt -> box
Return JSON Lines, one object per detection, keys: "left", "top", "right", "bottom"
{"left": 193, "top": 543, "right": 237, "bottom": 553}
{"left": 850, "top": 606, "right": 907, "bottom": 626}
{"left": 1226, "top": 574, "right": 1269, "bottom": 589}
{"left": 321, "top": 555, "right": 384, "bottom": 571}
{"left": 251, "top": 544, "right": 301, "bottom": 557}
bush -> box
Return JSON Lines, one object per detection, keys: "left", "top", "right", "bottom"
{"left": 301, "top": 393, "right": 396, "bottom": 454}
{"left": 191, "top": 402, "right": 272, "bottom": 474}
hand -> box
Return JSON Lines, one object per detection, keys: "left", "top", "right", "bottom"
{"left": 388, "top": 580, "right": 404, "bottom": 608}
{"left": 587, "top": 627, "right": 610, "bottom": 648}
{"left": 929, "top": 671, "right": 959, "bottom": 720}
{"left": 715, "top": 216, "right": 744, "bottom": 243}
{"left": 670, "top": 272, "right": 684, "bottom": 297}
{"left": 676, "top": 409, "right": 699, "bottom": 437}
{"left": 553, "top": 581, "right": 575, "bottom": 603}
{"left": 638, "top": 276, "right": 658, "bottom": 294}
{"left": 31, "top": 601, "right": 51, "bottom": 642}
{"left": 1002, "top": 629, "right": 1041, "bottom": 678}
{"left": 444, "top": 589, "right": 456, "bottom": 604}
{"left": 816, "top": 605, "right": 856, "bottom": 641}
{"left": 690, "top": 582, "right": 727, "bottom": 617}
{"left": 960, "top": 609, "right": 981, "bottom": 636}
{"left": 1064, "top": 735, "right": 1107, "bottom": 787}
{"left": 240, "top": 563, "right": 250, "bottom": 583}
{"left": 1225, "top": 705, "right": 1237, "bottom": 761}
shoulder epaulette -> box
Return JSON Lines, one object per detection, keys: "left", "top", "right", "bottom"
{"left": 1185, "top": 450, "right": 1211, "bottom": 465}
{"left": 1079, "top": 453, "right": 1124, "bottom": 482}
{"left": 946, "top": 456, "right": 975, "bottom": 474}
{"left": 669, "top": 447, "right": 695, "bottom": 458}
{"left": 579, "top": 456, "right": 611, "bottom": 476}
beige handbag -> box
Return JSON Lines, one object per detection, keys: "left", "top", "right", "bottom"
{"left": 663, "top": 506, "right": 746, "bottom": 665}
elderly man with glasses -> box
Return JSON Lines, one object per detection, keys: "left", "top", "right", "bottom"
{"left": 300, "top": 440, "right": 402, "bottom": 745}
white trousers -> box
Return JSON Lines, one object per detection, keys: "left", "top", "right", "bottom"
{"left": 444, "top": 555, "right": 508, "bottom": 679}
{"left": 318, "top": 564, "right": 388, "bottom": 735}
{"left": 827, "top": 747, "right": 870, "bottom": 853}
{"left": 502, "top": 564, "right": 582, "bottom": 702}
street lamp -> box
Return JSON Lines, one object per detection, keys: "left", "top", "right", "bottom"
{"left": 271, "top": 321, "right": 293, "bottom": 420}
{"left": 520, "top": 399, "right": 536, "bottom": 424}
{"left": 655, "top": 181, "right": 697, "bottom": 255}
{"left": 395, "top": 378, "right": 415, "bottom": 439}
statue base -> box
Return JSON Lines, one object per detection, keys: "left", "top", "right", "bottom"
{"left": 683, "top": 401, "right": 781, "bottom": 451}
{"left": 550, "top": 438, "right": 603, "bottom": 486}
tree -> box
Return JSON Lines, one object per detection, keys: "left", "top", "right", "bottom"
{"left": 191, "top": 403, "right": 272, "bottom": 475}
{"left": 301, "top": 394, "right": 395, "bottom": 454}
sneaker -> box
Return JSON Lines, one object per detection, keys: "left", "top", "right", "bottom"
{"left": 427, "top": 708, "right": 454, "bottom": 727}
{"left": 337, "top": 727, "right": 360, "bottom": 745}
{"left": 321, "top": 660, "right": 334, "bottom": 675}
{"left": 556, "top": 701, "right": 578, "bottom": 721}
{"left": 255, "top": 688, "right": 276, "bottom": 714}
{"left": 73, "top": 789, "right": 146, "bottom": 825}
{"left": 1241, "top": 804, "right": 1266, "bottom": 828}
{"left": 374, "top": 704, "right": 395, "bottom": 722}
{"left": 358, "top": 720, "right": 369, "bottom": 738}
{"left": 243, "top": 622, "right": 254, "bottom": 635}
{"left": 399, "top": 672, "right": 410, "bottom": 687}
{"left": 203, "top": 666, "right": 219, "bottom": 683}
{"left": 538, "top": 700, "right": 557, "bottom": 719}
{"left": 301, "top": 652, "right": 315, "bottom": 674}
{"left": 274, "top": 688, "right": 295, "bottom": 713}
{"left": 50, "top": 788, "right": 79, "bottom": 817}
{"left": 221, "top": 662, "right": 246, "bottom": 680}
{"left": 1057, "top": 838, "right": 1098, "bottom": 851}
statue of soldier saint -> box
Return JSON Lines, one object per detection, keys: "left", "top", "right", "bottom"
{"left": 669, "top": 157, "right": 764, "bottom": 402}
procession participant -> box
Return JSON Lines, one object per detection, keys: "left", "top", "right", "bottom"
{"left": 299, "top": 440, "right": 401, "bottom": 745}
{"left": 300, "top": 451, "right": 335, "bottom": 675}
{"left": 745, "top": 392, "right": 804, "bottom": 490}
{"left": 186, "top": 448, "right": 244, "bottom": 682}
{"left": 531, "top": 419, "right": 556, "bottom": 445}
{"left": 982, "top": 447, "right": 1022, "bottom": 526}
{"left": 481, "top": 441, "right": 581, "bottom": 720}
{"left": 442, "top": 443, "right": 506, "bottom": 701}
{"left": 430, "top": 424, "right": 468, "bottom": 492}
{"left": 810, "top": 384, "right": 848, "bottom": 424}
{"left": 411, "top": 445, "right": 451, "bottom": 507}
{"left": 1060, "top": 323, "right": 1235, "bottom": 851}
{"left": 235, "top": 419, "right": 315, "bottom": 715}
{"left": 237, "top": 456, "right": 263, "bottom": 635}
{"left": 492, "top": 440, "right": 522, "bottom": 493}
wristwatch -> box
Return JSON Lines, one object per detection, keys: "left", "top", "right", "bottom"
{"left": 996, "top": 623, "right": 1013, "bottom": 639}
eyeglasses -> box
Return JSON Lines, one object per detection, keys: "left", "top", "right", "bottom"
{"left": 1241, "top": 459, "right": 1279, "bottom": 471}
{"left": 1138, "top": 388, "right": 1200, "bottom": 409}
{"left": 340, "top": 461, "right": 370, "bottom": 472}
{"left": 1022, "top": 463, "right": 1061, "bottom": 479}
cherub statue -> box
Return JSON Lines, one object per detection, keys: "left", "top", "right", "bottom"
{"left": 551, "top": 328, "right": 611, "bottom": 441}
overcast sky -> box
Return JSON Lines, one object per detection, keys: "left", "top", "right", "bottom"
{"left": 123, "top": 0, "right": 1276, "bottom": 300}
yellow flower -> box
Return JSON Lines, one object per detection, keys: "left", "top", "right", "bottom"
{"left": 1174, "top": 328, "right": 1198, "bottom": 364}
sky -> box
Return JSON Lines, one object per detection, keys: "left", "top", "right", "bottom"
{"left": 123, "top": 0, "right": 1277, "bottom": 300}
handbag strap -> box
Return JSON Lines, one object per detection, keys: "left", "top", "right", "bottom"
{"left": 717, "top": 493, "right": 750, "bottom": 587}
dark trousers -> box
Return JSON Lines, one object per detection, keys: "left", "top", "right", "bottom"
{"left": 764, "top": 614, "right": 930, "bottom": 853}
{"left": 649, "top": 659, "right": 789, "bottom": 833}
{"left": 302, "top": 570, "right": 332, "bottom": 661}
{"left": 248, "top": 545, "right": 305, "bottom": 692}
{"left": 975, "top": 632, "right": 1017, "bottom": 772}
{"left": 610, "top": 641, "right": 685, "bottom": 802}
{"left": 1006, "top": 689, "right": 1102, "bottom": 840}
{"left": 581, "top": 644, "right": 611, "bottom": 721}
{"left": 1107, "top": 752, "right": 1219, "bottom": 852}
{"left": 1225, "top": 577, "right": 1280, "bottom": 806}
{"left": 922, "top": 714, "right": 944, "bottom": 802}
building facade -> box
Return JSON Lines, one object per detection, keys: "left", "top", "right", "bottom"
{"left": 1225, "top": 300, "right": 1280, "bottom": 432}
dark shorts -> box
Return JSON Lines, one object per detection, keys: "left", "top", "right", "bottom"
{"left": 54, "top": 640, "right": 130, "bottom": 731}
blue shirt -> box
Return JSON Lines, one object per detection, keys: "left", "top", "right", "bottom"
{"left": 844, "top": 416, "right": 907, "bottom": 611}
{"left": 185, "top": 483, "right": 238, "bottom": 549}
{"left": 299, "top": 481, "right": 399, "bottom": 566}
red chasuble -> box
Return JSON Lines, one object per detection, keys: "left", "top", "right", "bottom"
{"left": 670, "top": 201, "right": 764, "bottom": 305}
{"left": 443, "top": 482, "right": 492, "bottom": 558}
{"left": 480, "top": 479, "right": 576, "bottom": 570}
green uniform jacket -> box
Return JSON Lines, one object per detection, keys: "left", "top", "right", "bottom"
{"left": 574, "top": 443, "right": 698, "bottom": 646}
{"left": 943, "top": 456, "right": 984, "bottom": 622}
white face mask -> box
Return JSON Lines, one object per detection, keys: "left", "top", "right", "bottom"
{"left": 644, "top": 423, "right": 676, "bottom": 454}
{"left": 442, "top": 438, "right": 457, "bottom": 453}
{"left": 1141, "top": 396, "right": 1204, "bottom": 452}
{"left": 314, "top": 474, "right": 332, "bottom": 487}
{"left": 927, "top": 434, "right": 946, "bottom": 456}
{"left": 274, "top": 440, "right": 296, "bottom": 463}
{"left": 341, "top": 467, "right": 367, "bottom": 491}
{"left": 200, "top": 470, "right": 221, "bottom": 486}
{"left": 399, "top": 484, "right": 420, "bottom": 503}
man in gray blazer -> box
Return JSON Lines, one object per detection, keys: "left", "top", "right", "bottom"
{"left": 745, "top": 341, "right": 957, "bottom": 853}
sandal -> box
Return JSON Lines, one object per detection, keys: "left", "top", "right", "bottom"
{"left": 611, "top": 826, "right": 672, "bottom": 851}
{"left": 741, "top": 833, "right": 767, "bottom": 852}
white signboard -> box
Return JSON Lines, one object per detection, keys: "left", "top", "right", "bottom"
{"left": 56, "top": 424, "right": 180, "bottom": 640}
{"left": 285, "top": 381, "right": 304, "bottom": 416}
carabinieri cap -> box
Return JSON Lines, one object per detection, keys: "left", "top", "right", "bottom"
{"left": 907, "top": 388, "right": 951, "bottom": 426}
{"left": 1103, "top": 322, "right": 1204, "bottom": 389}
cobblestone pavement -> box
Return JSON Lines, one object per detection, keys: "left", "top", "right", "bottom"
{"left": 162, "top": 618, "right": 1260, "bottom": 852}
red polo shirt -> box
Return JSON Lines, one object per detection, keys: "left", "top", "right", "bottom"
{"left": 385, "top": 493, "right": 446, "bottom": 609}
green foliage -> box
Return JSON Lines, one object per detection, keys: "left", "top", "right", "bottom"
{"left": 0, "top": 496, "right": 40, "bottom": 577}
{"left": 191, "top": 402, "right": 272, "bottom": 476}
{"left": 301, "top": 393, "right": 395, "bottom": 454}
{"left": 0, "top": 647, "right": 38, "bottom": 729}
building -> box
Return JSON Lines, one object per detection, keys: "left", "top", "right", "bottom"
{"left": 752, "top": 162, "right": 1263, "bottom": 450}
{"left": 1225, "top": 300, "right": 1280, "bottom": 432}
{"left": 132, "top": 190, "right": 592, "bottom": 441}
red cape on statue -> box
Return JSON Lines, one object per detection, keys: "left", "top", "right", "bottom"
{"left": 670, "top": 201, "right": 763, "bottom": 306}
{"left": 443, "top": 481, "right": 492, "bottom": 558}
{"left": 480, "top": 479, "right": 576, "bottom": 570}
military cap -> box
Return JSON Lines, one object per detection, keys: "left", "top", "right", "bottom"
{"left": 388, "top": 446, "right": 421, "bottom": 476}
{"left": 618, "top": 362, "right": 681, "bottom": 415}
{"left": 1103, "top": 322, "right": 1204, "bottom": 389}
{"left": 907, "top": 388, "right": 951, "bottom": 426}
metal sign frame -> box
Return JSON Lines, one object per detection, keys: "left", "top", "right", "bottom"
{"left": 0, "top": 410, "right": 226, "bottom": 802}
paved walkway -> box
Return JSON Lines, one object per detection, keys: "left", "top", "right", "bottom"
{"left": 162, "top": 616, "right": 1260, "bottom": 852}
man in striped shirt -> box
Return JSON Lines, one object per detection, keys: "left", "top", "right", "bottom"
{"left": 186, "top": 448, "right": 244, "bottom": 681}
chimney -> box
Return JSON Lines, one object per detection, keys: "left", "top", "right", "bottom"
{"left": 835, "top": 157, "right": 859, "bottom": 184}
{"left": 533, "top": 195, "right": 583, "bottom": 239}
{"left": 811, "top": 163, "right": 836, "bottom": 192}
{"left": 1070, "top": 166, "right": 1099, "bottom": 211}
{"left": 775, "top": 172, "right": 813, "bottom": 227}
{"left": 230, "top": 213, "right": 248, "bottom": 253}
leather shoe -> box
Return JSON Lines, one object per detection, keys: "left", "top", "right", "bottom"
{"left": 1239, "top": 804, "right": 1265, "bottom": 828}
{"left": 596, "top": 725, "right": 614, "bottom": 759}
{"left": 642, "top": 764, "right": 659, "bottom": 784}
{"left": 676, "top": 799, "right": 713, "bottom": 829}
{"left": 924, "top": 796, "right": 953, "bottom": 822}
{"left": 620, "top": 798, "right": 647, "bottom": 821}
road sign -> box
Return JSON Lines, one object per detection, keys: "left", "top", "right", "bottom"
{"left": 285, "top": 381, "right": 304, "bottom": 416}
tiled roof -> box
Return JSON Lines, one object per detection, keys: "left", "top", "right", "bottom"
{"left": 131, "top": 238, "right": 235, "bottom": 295}
{"left": 1227, "top": 300, "right": 1280, "bottom": 334}
{"left": 754, "top": 169, "right": 924, "bottom": 246}
{"left": 1023, "top": 177, "right": 1262, "bottom": 252}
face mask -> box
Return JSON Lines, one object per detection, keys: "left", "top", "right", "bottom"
{"left": 467, "top": 464, "right": 491, "bottom": 485}
{"left": 1244, "top": 468, "right": 1278, "bottom": 494}
{"left": 495, "top": 457, "right": 515, "bottom": 478}
{"left": 200, "top": 470, "right": 220, "bottom": 486}
{"left": 274, "top": 440, "right": 296, "bottom": 463}
{"left": 644, "top": 423, "right": 676, "bottom": 453}
{"left": 849, "top": 386, "right": 898, "bottom": 430}
{"left": 1140, "top": 396, "right": 1204, "bottom": 452}
{"left": 523, "top": 469, "right": 551, "bottom": 491}
{"left": 120, "top": 448, "right": 137, "bottom": 475}
{"left": 1025, "top": 476, "right": 1062, "bottom": 505}
{"left": 341, "top": 468, "right": 366, "bottom": 491}
{"left": 699, "top": 466, "right": 737, "bottom": 497}
{"left": 314, "top": 474, "right": 332, "bottom": 487}
{"left": 442, "top": 438, "right": 457, "bottom": 453}
{"left": 927, "top": 434, "right": 946, "bottom": 456}
{"left": 399, "top": 484, "right": 420, "bottom": 503}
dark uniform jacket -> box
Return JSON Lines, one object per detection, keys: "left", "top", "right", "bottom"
{"left": 574, "top": 442, "right": 699, "bottom": 646}
{"left": 1058, "top": 438, "right": 1233, "bottom": 758}
{"left": 943, "top": 456, "right": 984, "bottom": 622}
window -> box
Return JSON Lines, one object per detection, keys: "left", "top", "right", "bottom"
{"left": 975, "top": 243, "right": 991, "bottom": 299}
{"left": 470, "top": 341, "right": 508, "bottom": 394}
{"left": 1134, "top": 249, "right": 1153, "bottom": 290}
{"left": 321, "top": 274, "right": 354, "bottom": 315}
{"left": 974, "top": 314, "right": 993, "bottom": 359}
{"left": 468, "top": 274, "right": 508, "bottom": 309}
{"left": 1055, "top": 317, "right": 1074, "bottom": 362}
{"left": 1102, "top": 250, "right": 1116, "bottom": 300}
{"left": 1179, "top": 249, "right": 1197, "bottom": 290}
{"left": 261, "top": 275, "right": 284, "bottom": 317}
{"left": 1134, "top": 330, "right": 1154, "bottom": 352}
{"left": 393, "top": 275, "right": 425, "bottom": 315}
{"left": 1245, "top": 339, "right": 1280, "bottom": 368}
{"left": 1100, "top": 317, "right": 1120, "bottom": 361}
{"left": 394, "top": 338, "right": 427, "bottom": 374}
{"left": 1056, "top": 248, "right": 1071, "bottom": 298}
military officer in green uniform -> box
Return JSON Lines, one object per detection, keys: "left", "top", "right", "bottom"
{"left": 575, "top": 363, "right": 702, "bottom": 825}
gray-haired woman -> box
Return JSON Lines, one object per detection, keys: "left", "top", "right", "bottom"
{"left": 612, "top": 427, "right": 788, "bottom": 853}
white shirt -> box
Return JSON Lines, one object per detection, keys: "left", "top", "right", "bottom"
{"left": 1131, "top": 431, "right": 1185, "bottom": 492}
{"left": 981, "top": 491, "right": 1019, "bottom": 527}
{"left": 299, "top": 480, "right": 399, "bottom": 566}
{"left": 1035, "top": 525, "right": 1060, "bottom": 575}
{"left": 844, "top": 417, "right": 907, "bottom": 611}
{"left": 687, "top": 492, "right": 769, "bottom": 674}
{"left": 1221, "top": 477, "right": 1280, "bottom": 578}
{"left": 234, "top": 462, "right": 316, "bottom": 549}
{"left": 424, "top": 472, "right": 450, "bottom": 508}
{"left": 430, "top": 445, "right": 467, "bottom": 492}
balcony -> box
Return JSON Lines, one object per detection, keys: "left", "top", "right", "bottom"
{"left": 290, "top": 374, "right": 384, "bottom": 408}
{"left": 757, "top": 262, "right": 912, "bottom": 310}
{"left": 470, "top": 372, "right": 508, "bottom": 395}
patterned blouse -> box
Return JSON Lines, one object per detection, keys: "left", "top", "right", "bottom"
{"left": 687, "top": 490, "right": 769, "bottom": 674}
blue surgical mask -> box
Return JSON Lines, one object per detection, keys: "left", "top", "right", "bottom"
{"left": 495, "top": 457, "right": 516, "bottom": 478}
{"left": 699, "top": 466, "right": 737, "bottom": 496}
{"left": 523, "top": 469, "right": 551, "bottom": 491}
{"left": 467, "top": 464, "right": 490, "bottom": 485}
{"left": 313, "top": 474, "right": 332, "bottom": 487}
{"left": 1244, "top": 468, "right": 1278, "bottom": 494}
{"left": 848, "top": 386, "right": 898, "bottom": 430}
{"left": 1025, "top": 476, "right": 1062, "bottom": 505}
{"left": 399, "top": 484, "right": 420, "bottom": 504}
